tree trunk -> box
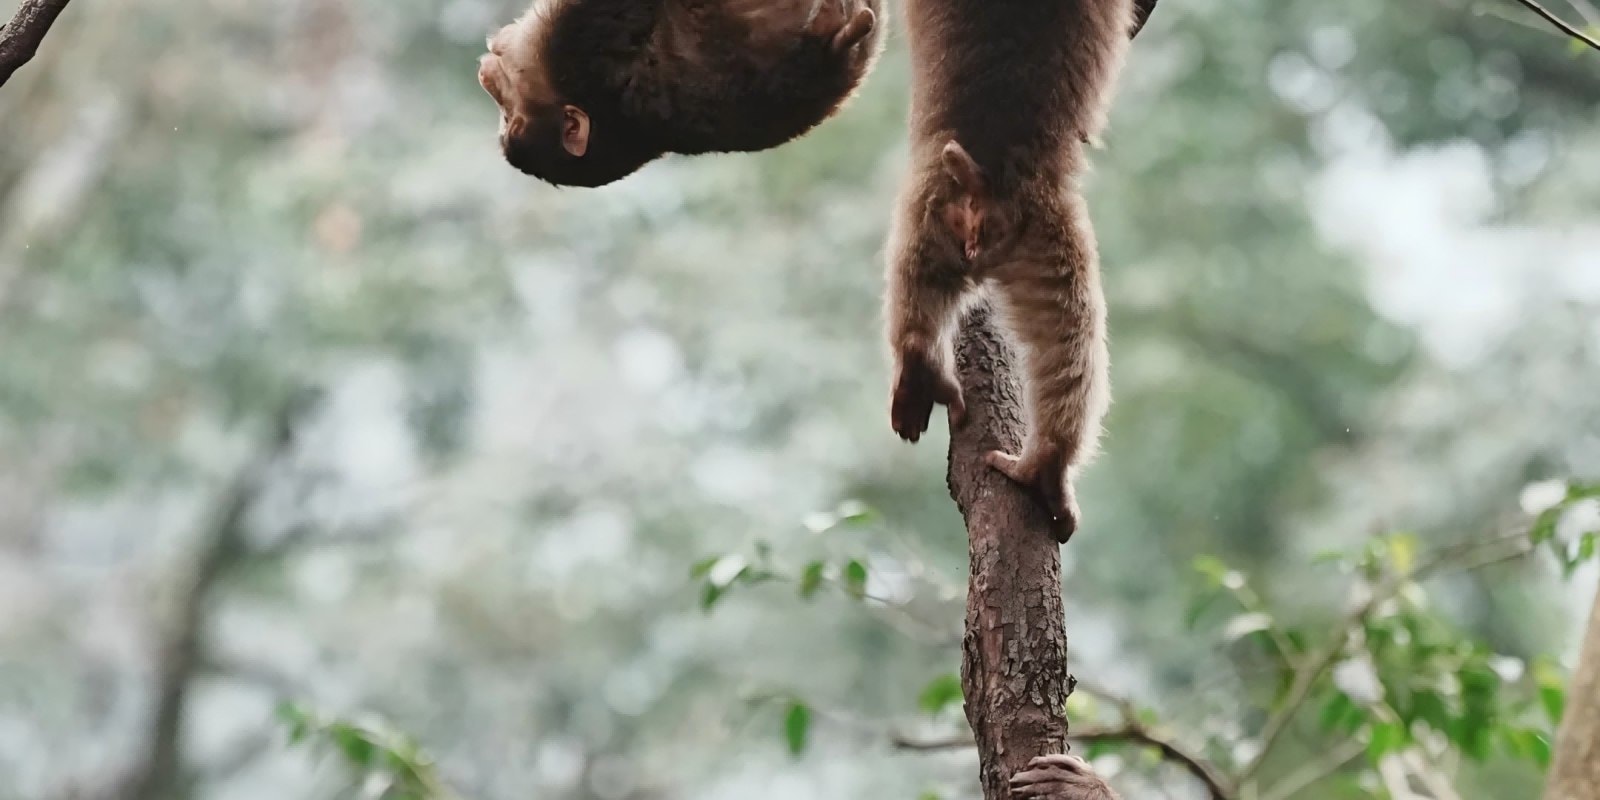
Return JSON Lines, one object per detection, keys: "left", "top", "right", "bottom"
{"left": 1545, "top": 587, "right": 1600, "bottom": 800}
{"left": 947, "top": 305, "right": 1074, "bottom": 800}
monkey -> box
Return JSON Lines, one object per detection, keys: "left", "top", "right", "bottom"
{"left": 1011, "top": 754, "right": 1122, "bottom": 800}
{"left": 477, "top": 0, "right": 883, "bottom": 187}
{"left": 883, "top": 0, "right": 1132, "bottom": 542}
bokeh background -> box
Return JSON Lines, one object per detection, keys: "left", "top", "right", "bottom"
{"left": 1, "top": 0, "right": 1598, "bottom": 798}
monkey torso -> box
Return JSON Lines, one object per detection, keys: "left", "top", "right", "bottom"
{"left": 905, "top": 0, "right": 1133, "bottom": 194}
{"left": 545, "top": 0, "right": 883, "bottom": 158}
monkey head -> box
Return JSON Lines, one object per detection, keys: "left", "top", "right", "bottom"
{"left": 478, "top": 16, "right": 661, "bottom": 187}
{"left": 931, "top": 140, "right": 1017, "bottom": 265}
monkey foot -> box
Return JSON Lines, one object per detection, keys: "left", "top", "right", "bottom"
{"left": 983, "top": 449, "right": 1079, "bottom": 542}
{"left": 809, "top": 0, "right": 875, "bottom": 52}
{"left": 890, "top": 353, "right": 965, "bottom": 444}
{"left": 1010, "top": 755, "right": 1119, "bottom": 800}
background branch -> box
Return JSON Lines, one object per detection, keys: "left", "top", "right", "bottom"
{"left": 1509, "top": 0, "right": 1600, "bottom": 49}
{"left": 0, "top": 0, "right": 71, "bottom": 87}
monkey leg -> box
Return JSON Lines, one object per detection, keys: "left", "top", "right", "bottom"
{"left": 984, "top": 447, "right": 1079, "bottom": 542}
{"left": 1010, "top": 755, "right": 1121, "bottom": 800}
{"left": 885, "top": 244, "right": 969, "bottom": 444}
{"left": 985, "top": 204, "right": 1109, "bottom": 542}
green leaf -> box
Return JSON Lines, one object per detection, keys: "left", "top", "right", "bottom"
{"left": 1535, "top": 661, "right": 1566, "bottom": 725}
{"left": 784, "top": 702, "right": 811, "bottom": 756}
{"left": 918, "top": 792, "right": 943, "bottom": 800}
{"left": 843, "top": 560, "right": 868, "bottom": 599}
{"left": 1525, "top": 729, "right": 1553, "bottom": 768}
{"left": 1386, "top": 532, "right": 1418, "bottom": 574}
{"left": 1531, "top": 509, "right": 1562, "bottom": 545}
{"left": 1366, "top": 720, "right": 1406, "bottom": 761}
{"left": 1192, "top": 555, "right": 1231, "bottom": 586}
{"left": 1184, "top": 592, "right": 1219, "bottom": 630}
{"left": 1320, "top": 692, "right": 1365, "bottom": 734}
{"left": 701, "top": 581, "right": 727, "bottom": 611}
{"left": 799, "top": 561, "right": 826, "bottom": 599}
{"left": 689, "top": 556, "right": 721, "bottom": 580}
{"left": 1577, "top": 532, "right": 1597, "bottom": 563}
{"left": 330, "top": 724, "right": 377, "bottom": 767}
{"left": 1223, "top": 612, "right": 1273, "bottom": 642}
{"left": 836, "top": 500, "right": 876, "bottom": 525}
{"left": 918, "top": 674, "right": 964, "bottom": 715}
{"left": 276, "top": 702, "right": 312, "bottom": 744}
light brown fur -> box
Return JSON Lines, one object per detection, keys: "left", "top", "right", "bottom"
{"left": 885, "top": 0, "right": 1132, "bottom": 541}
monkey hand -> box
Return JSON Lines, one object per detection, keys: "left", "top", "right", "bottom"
{"left": 1010, "top": 755, "right": 1121, "bottom": 800}
{"left": 808, "top": 0, "right": 876, "bottom": 53}
{"left": 984, "top": 446, "right": 1079, "bottom": 542}
{"left": 890, "top": 351, "right": 966, "bottom": 444}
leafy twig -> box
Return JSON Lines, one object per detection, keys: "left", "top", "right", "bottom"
{"left": 1235, "top": 530, "right": 1533, "bottom": 788}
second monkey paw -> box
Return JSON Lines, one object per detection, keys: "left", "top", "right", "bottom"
{"left": 890, "top": 355, "right": 966, "bottom": 443}
{"left": 983, "top": 448, "right": 1079, "bottom": 542}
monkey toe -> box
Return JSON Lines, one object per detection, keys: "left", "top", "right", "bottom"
{"left": 1010, "top": 755, "right": 1112, "bottom": 799}
{"left": 946, "top": 391, "right": 968, "bottom": 429}
{"left": 832, "top": 7, "right": 876, "bottom": 52}
{"left": 890, "top": 388, "right": 933, "bottom": 443}
{"left": 983, "top": 450, "right": 1030, "bottom": 483}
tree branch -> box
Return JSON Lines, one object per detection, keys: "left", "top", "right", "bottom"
{"left": 1074, "top": 724, "right": 1232, "bottom": 800}
{"left": 945, "top": 304, "right": 1074, "bottom": 799}
{"left": 1509, "top": 0, "right": 1600, "bottom": 50}
{"left": 122, "top": 389, "right": 320, "bottom": 800}
{"left": 0, "top": 0, "right": 71, "bottom": 87}
{"left": 893, "top": 720, "right": 1233, "bottom": 800}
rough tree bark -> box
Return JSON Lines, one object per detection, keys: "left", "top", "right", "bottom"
{"left": 1544, "top": 587, "right": 1600, "bottom": 800}
{"left": 947, "top": 304, "right": 1075, "bottom": 800}
{"left": 0, "top": 0, "right": 72, "bottom": 87}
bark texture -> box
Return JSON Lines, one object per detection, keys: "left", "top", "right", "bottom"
{"left": 0, "top": 0, "right": 72, "bottom": 87}
{"left": 1545, "top": 587, "right": 1600, "bottom": 800}
{"left": 948, "top": 304, "right": 1074, "bottom": 800}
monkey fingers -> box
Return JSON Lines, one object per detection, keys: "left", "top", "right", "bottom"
{"left": 1009, "top": 755, "right": 1118, "bottom": 800}
{"left": 890, "top": 356, "right": 966, "bottom": 443}
{"left": 983, "top": 449, "right": 1079, "bottom": 542}
{"left": 831, "top": 6, "right": 876, "bottom": 53}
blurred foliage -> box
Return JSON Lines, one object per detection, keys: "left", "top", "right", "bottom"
{"left": 1, "top": 0, "right": 1598, "bottom": 798}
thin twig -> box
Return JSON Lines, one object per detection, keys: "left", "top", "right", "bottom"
{"left": 1258, "top": 738, "right": 1365, "bottom": 800}
{"left": 1508, "top": 0, "right": 1600, "bottom": 50}
{"left": 894, "top": 691, "right": 1235, "bottom": 800}
{"left": 1073, "top": 724, "right": 1234, "bottom": 800}
{"left": 0, "top": 0, "right": 72, "bottom": 87}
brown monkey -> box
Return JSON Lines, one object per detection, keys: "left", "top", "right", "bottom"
{"left": 1011, "top": 754, "right": 1122, "bottom": 800}
{"left": 478, "top": 0, "right": 882, "bottom": 187}
{"left": 884, "top": 0, "right": 1131, "bottom": 541}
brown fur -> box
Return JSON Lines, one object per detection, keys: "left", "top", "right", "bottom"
{"left": 884, "top": 0, "right": 1132, "bottom": 541}
{"left": 479, "top": 0, "right": 884, "bottom": 187}
{"left": 1010, "top": 754, "right": 1122, "bottom": 800}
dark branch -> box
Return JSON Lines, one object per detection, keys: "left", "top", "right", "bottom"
{"left": 1074, "top": 724, "right": 1233, "bottom": 800}
{"left": 1509, "top": 0, "right": 1600, "bottom": 50}
{"left": 0, "top": 0, "right": 72, "bottom": 88}
{"left": 893, "top": 721, "right": 1233, "bottom": 800}
{"left": 946, "top": 305, "right": 1074, "bottom": 799}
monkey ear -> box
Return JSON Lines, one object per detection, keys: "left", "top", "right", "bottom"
{"left": 940, "top": 140, "right": 986, "bottom": 197}
{"left": 561, "top": 105, "right": 590, "bottom": 157}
